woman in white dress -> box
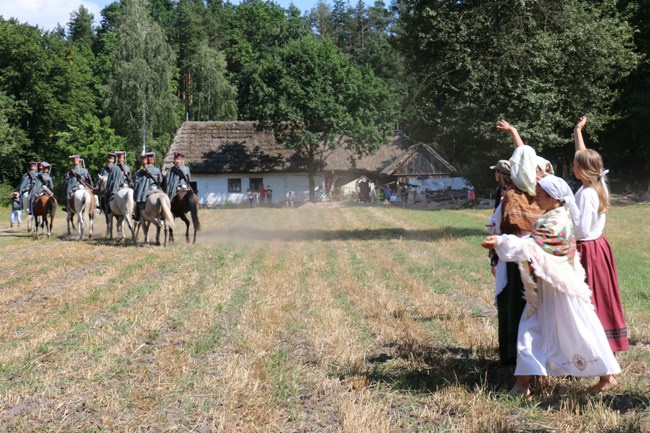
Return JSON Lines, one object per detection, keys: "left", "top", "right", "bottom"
{"left": 481, "top": 175, "right": 620, "bottom": 397}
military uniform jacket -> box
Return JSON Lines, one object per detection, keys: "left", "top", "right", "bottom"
{"left": 64, "top": 166, "right": 91, "bottom": 196}
{"left": 29, "top": 173, "right": 53, "bottom": 200}
{"left": 106, "top": 163, "right": 126, "bottom": 194}
{"left": 117, "top": 163, "right": 133, "bottom": 187}
{"left": 134, "top": 165, "right": 163, "bottom": 202}
{"left": 164, "top": 163, "right": 191, "bottom": 198}
{"left": 19, "top": 170, "right": 38, "bottom": 195}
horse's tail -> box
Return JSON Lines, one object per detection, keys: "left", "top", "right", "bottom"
{"left": 160, "top": 195, "right": 175, "bottom": 232}
{"left": 188, "top": 190, "right": 201, "bottom": 231}
{"left": 49, "top": 196, "right": 57, "bottom": 217}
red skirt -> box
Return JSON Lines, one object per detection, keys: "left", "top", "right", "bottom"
{"left": 577, "top": 236, "right": 629, "bottom": 352}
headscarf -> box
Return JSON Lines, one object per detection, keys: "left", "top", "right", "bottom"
{"left": 509, "top": 145, "right": 538, "bottom": 195}
{"left": 536, "top": 156, "right": 554, "bottom": 175}
{"left": 537, "top": 174, "right": 579, "bottom": 221}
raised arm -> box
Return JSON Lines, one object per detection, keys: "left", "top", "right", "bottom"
{"left": 574, "top": 116, "right": 587, "bottom": 152}
{"left": 496, "top": 120, "right": 524, "bottom": 148}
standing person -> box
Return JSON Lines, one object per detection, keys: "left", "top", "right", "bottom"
{"left": 481, "top": 175, "right": 620, "bottom": 397}
{"left": 266, "top": 185, "right": 273, "bottom": 204}
{"left": 10, "top": 192, "right": 22, "bottom": 227}
{"left": 163, "top": 151, "right": 191, "bottom": 199}
{"left": 63, "top": 155, "right": 92, "bottom": 212}
{"left": 494, "top": 120, "right": 544, "bottom": 368}
{"left": 18, "top": 162, "right": 38, "bottom": 214}
{"left": 573, "top": 116, "right": 629, "bottom": 392}
{"left": 285, "top": 191, "right": 295, "bottom": 207}
{"left": 258, "top": 184, "right": 266, "bottom": 205}
{"left": 490, "top": 160, "right": 511, "bottom": 210}
{"left": 133, "top": 152, "right": 162, "bottom": 222}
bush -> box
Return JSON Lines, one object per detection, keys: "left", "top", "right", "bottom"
{"left": 0, "top": 182, "right": 16, "bottom": 207}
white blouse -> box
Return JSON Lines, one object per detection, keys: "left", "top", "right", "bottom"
{"left": 572, "top": 186, "right": 606, "bottom": 241}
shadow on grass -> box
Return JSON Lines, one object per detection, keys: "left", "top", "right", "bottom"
{"left": 355, "top": 344, "right": 510, "bottom": 394}
{"left": 350, "top": 343, "right": 650, "bottom": 416}
{"left": 201, "top": 226, "right": 486, "bottom": 243}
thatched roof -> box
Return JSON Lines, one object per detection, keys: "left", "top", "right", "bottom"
{"left": 163, "top": 121, "right": 456, "bottom": 177}
{"left": 380, "top": 143, "right": 457, "bottom": 177}
{"left": 162, "top": 121, "right": 305, "bottom": 174}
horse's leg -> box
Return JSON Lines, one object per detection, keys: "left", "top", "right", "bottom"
{"left": 179, "top": 214, "right": 191, "bottom": 243}
{"left": 77, "top": 211, "right": 84, "bottom": 240}
{"left": 117, "top": 216, "right": 125, "bottom": 241}
{"left": 152, "top": 219, "right": 162, "bottom": 246}
{"left": 124, "top": 213, "right": 136, "bottom": 243}
{"left": 67, "top": 211, "right": 72, "bottom": 236}
{"left": 88, "top": 209, "right": 93, "bottom": 239}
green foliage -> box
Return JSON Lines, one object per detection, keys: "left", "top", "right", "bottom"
{"left": 107, "top": 0, "right": 181, "bottom": 157}
{"left": 398, "top": 0, "right": 640, "bottom": 187}
{"left": 239, "top": 35, "right": 395, "bottom": 201}
{"left": 0, "top": 90, "right": 30, "bottom": 184}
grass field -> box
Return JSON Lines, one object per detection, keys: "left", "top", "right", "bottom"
{"left": 0, "top": 203, "right": 648, "bottom": 432}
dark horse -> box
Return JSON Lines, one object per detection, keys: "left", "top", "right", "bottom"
{"left": 32, "top": 194, "right": 57, "bottom": 238}
{"left": 171, "top": 190, "right": 200, "bottom": 243}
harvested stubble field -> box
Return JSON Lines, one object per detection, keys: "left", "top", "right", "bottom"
{"left": 0, "top": 203, "right": 648, "bottom": 433}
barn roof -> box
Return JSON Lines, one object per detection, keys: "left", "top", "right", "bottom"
{"left": 380, "top": 143, "right": 457, "bottom": 177}
{"left": 163, "top": 121, "right": 456, "bottom": 177}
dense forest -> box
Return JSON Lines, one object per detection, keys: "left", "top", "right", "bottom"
{"left": 0, "top": 0, "right": 648, "bottom": 198}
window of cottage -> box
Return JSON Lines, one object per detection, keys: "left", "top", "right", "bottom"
{"left": 228, "top": 178, "right": 242, "bottom": 193}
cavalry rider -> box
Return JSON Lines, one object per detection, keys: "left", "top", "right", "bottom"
{"left": 18, "top": 161, "right": 39, "bottom": 214}
{"left": 133, "top": 152, "right": 163, "bottom": 222}
{"left": 104, "top": 152, "right": 126, "bottom": 212}
{"left": 28, "top": 161, "right": 54, "bottom": 215}
{"left": 163, "top": 151, "right": 191, "bottom": 199}
{"left": 63, "top": 155, "right": 92, "bottom": 211}
{"left": 115, "top": 150, "right": 134, "bottom": 188}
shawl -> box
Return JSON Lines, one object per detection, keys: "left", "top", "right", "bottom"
{"left": 517, "top": 207, "right": 592, "bottom": 318}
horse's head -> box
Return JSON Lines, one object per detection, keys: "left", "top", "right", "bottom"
{"left": 96, "top": 174, "right": 107, "bottom": 193}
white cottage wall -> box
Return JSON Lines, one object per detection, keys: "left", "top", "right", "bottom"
{"left": 193, "top": 173, "right": 317, "bottom": 207}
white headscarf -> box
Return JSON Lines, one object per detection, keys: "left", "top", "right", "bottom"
{"left": 509, "top": 145, "right": 538, "bottom": 195}
{"left": 537, "top": 175, "right": 578, "bottom": 216}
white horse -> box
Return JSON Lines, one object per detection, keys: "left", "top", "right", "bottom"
{"left": 138, "top": 191, "right": 175, "bottom": 246}
{"left": 108, "top": 187, "right": 136, "bottom": 242}
{"left": 96, "top": 175, "right": 135, "bottom": 241}
{"left": 67, "top": 186, "right": 94, "bottom": 240}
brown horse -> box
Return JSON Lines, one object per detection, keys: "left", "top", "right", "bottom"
{"left": 171, "top": 190, "right": 201, "bottom": 244}
{"left": 32, "top": 194, "right": 57, "bottom": 238}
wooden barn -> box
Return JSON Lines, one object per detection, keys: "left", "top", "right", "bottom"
{"left": 162, "top": 121, "right": 457, "bottom": 205}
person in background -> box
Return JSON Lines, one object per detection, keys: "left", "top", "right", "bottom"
{"left": 258, "top": 184, "right": 266, "bottom": 205}
{"left": 572, "top": 116, "right": 629, "bottom": 393}
{"left": 10, "top": 192, "right": 22, "bottom": 228}
{"left": 266, "top": 185, "right": 273, "bottom": 204}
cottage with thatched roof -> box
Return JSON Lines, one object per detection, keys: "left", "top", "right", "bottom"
{"left": 163, "top": 121, "right": 457, "bottom": 205}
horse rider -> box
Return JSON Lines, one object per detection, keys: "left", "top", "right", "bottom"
{"left": 116, "top": 150, "right": 134, "bottom": 188}
{"left": 163, "top": 151, "right": 191, "bottom": 199}
{"left": 28, "top": 161, "right": 54, "bottom": 216}
{"left": 133, "top": 152, "right": 163, "bottom": 222}
{"left": 18, "top": 161, "right": 39, "bottom": 214}
{"left": 63, "top": 155, "right": 92, "bottom": 212}
{"left": 104, "top": 152, "right": 126, "bottom": 213}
